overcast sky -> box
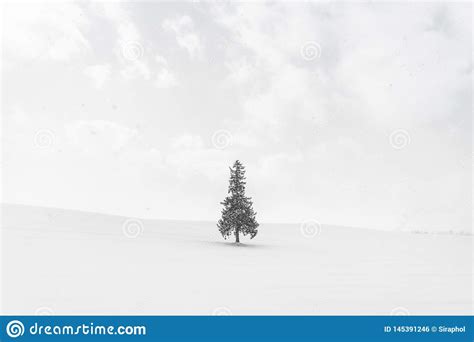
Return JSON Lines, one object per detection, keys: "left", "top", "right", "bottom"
{"left": 1, "top": 1, "right": 472, "bottom": 231}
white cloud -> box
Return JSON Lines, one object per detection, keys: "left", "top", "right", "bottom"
{"left": 162, "top": 15, "right": 203, "bottom": 59}
{"left": 120, "top": 61, "right": 152, "bottom": 81}
{"left": 215, "top": 2, "right": 471, "bottom": 136}
{"left": 98, "top": 2, "right": 151, "bottom": 80}
{"left": 3, "top": 3, "right": 90, "bottom": 62}
{"left": 64, "top": 120, "right": 163, "bottom": 168}
{"left": 154, "top": 55, "right": 178, "bottom": 88}
{"left": 154, "top": 68, "right": 177, "bottom": 88}
{"left": 99, "top": 2, "right": 140, "bottom": 43}
{"left": 5, "top": 106, "right": 29, "bottom": 127}
{"left": 2, "top": 2, "right": 470, "bottom": 229}
{"left": 225, "top": 58, "right": 256, "bottom": 85}
{"left": 84, "top": 64, "right": 111, "bottom": 89}
{"left": 65, "top": 120, "right": 142, "bottom": 154}
{"left": 171, "top": 134, "right": 204, "bottom": 150}
{"left": 166, "top": 134, "right": 228, "bottom": 180}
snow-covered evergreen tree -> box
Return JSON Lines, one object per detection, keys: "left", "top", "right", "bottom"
{"left": 217, "top": 160, "right": 259, "bottom": 243}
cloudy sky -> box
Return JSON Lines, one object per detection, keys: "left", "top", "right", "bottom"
{"left": 1, "top": 1, "right": 472, "bottom": 231}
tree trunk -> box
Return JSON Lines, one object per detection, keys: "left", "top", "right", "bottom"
{"left": 235, "top": 228, "right": 240, "bottom": 243}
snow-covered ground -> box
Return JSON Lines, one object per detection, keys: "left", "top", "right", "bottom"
{"left": 1, "top": 204, "right": 472, "bottom": 315}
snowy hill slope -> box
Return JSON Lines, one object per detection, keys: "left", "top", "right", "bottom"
{"left": 1, "top": 204, "right": 472, "bottom": 315}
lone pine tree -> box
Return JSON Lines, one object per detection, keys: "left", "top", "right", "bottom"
{"left": 217, "top": 160, "right": 259, "bottom": 243}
